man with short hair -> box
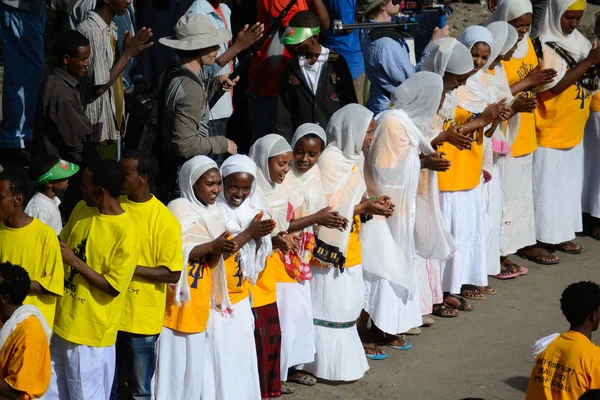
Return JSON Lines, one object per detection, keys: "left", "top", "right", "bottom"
{"left": 0, "top": 0, "right": 45, "bottom": 166}
{"left": 0, "top": 261, "right": 52, "bottom": 400}
{"left": 77, "top": 0, "right": 153, "bottom": 159}
{"left": 47, "top": 159, "right": 138, "bottom": 399}
{"left": 0, "top": 167, "right": 64, "bottom": 330}
{"left": 526, "top": 281, "right": 600, "bottom": 399}
{"left": 34, "top": 29, "right": 93, "bottom": 166}
{"left": 276, "top": 10, "right": 357, "bottom": 141}
{"left": 110, "top": 149, "right": 183, "bottom": 400}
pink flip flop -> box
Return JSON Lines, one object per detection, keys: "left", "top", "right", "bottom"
{"left": 492, "top": 271, "right": 518, "bottom": 280}
{"left": 516, "top": 266, "right": 529, "bottom": 276}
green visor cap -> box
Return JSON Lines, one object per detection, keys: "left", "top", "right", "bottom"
{"left": 281, "top": 26, "right": 320, "bottom": 45}
{"left": 37, "top": 159, "right": 80, "bottom": 184}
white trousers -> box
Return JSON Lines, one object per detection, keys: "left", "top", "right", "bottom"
{"left": 46, "top": 334, "right": 116, "bottom": 400}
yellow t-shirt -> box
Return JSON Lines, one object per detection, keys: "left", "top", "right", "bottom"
{"left": 437, "top": 107, "right": 484, "bottom": 192}
{"left": 0, "top": 219, "right": 63, "bottom": 329}
{"left": 526, "top": 331, "right": 600, "bottom": 400}
{"left": 250, "top": 253, "right": 278, "bottom": 308}
{"left": 118, "top": 196, "right": 184, "bottom": 335}
{"left": 0, "top": 316, "right": 51, "bottom": 400}
{"left": 502, "top": 38, "right": 539, "bottom": 157}
{"left": 54, "top": 201, "right": 138, "bottom": 347}
{"left": 224, "top": 252, "right": 251, "bottom": 305}
{"left": 536, "top": 79, "right": 592, "bottom": 149}
{"left": 163, "top": 258, "right": 211, "bottom": 333}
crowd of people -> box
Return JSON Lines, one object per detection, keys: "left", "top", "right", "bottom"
{"left": 0, "top": 0, "right": 600, "bottom": 398}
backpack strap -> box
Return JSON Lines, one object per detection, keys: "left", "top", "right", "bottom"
{"left": 545, "top": 41, "right": 599, "bottom": 93}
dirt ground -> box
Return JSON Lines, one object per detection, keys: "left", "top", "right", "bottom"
{"left": 291, "top": 234, "right": 600, "bottom": 400}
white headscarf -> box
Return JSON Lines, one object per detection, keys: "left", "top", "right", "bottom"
{"left": 286, "top": 123, "right": 328, "bottom": 215}
{"left": 487, "top": 21, "right": 519, "bottom": 66}
{"left": 217, "top": 155, "right": 272, "bottom": 285}
{"left": 315, "top": 104, "right": 372, "bottom": 269}
{"left": 421, "top": 37, "right": 474, "bottom": 77}
{"left": 457, "top": 26, "right": 495, "bottom": 113}
{"left": 537, "top": 0, "right": 592, "bottom": 91}
{"left": 326, "top": 103, "right": 373, "bottom": 165}
{"left": 168, "top": 155, "right": 232, "bottom": 314}
{"left": 249, "top": 134, "right": 293, "bottom": 236}
{"left": 487, "top": 0, "right": 533, "bottom": 59}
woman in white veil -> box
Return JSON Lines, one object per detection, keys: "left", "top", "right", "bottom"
{"left": 155, "top": 156, "right": 237, "bottom": 400}
{"left": 361, "top": 71, "right": 456, "bottom": 349}
{"left": 302, "top": 104, "right": 394, "bottom": 381}
{"left": 532, "top": 0, "right": 600, "bottom": 258}
{"left": 203, "top": 155, "right": 276, "bottom": 400}
{"left": 488, "top": 0, "right": 560, "bottom": 267}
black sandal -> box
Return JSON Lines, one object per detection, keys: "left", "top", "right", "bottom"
{"left": 432, "top": 305, "right": 457, "bottom": 318}
{"left": 444, "top": 294, "right": 473, "bottom": 312}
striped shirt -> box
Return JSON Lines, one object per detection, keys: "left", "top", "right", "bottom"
{"left": 77, "top": 11, "right": 123, "bottom": 143}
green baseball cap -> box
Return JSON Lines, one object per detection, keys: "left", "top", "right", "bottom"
{"left": 281, "top": 26, "right": 320, "bottom": 45}
{"left": 36, "top": 159, "right": 80, "bottom": 184}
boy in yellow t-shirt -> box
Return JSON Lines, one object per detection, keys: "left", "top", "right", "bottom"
{"left": 110, "top": 150, "right": 183, "bottom": 400}
{"left": 526, "top": 281, "right": 600, "bottom": 400}
{"left": 0, "top": 167, "right": 63, "bottom": 329}
{"left": 0, "top": 262, "right": 52, "bottom": 400}
{"left": 46, "top": 160, "right": 138, "bottom": 400}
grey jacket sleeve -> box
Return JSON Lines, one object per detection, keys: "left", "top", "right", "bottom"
{"left": 168, "top": 78, "right": 228, "bottom": 158}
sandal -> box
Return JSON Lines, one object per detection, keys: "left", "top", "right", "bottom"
{"left": 281, "top": 382, "right": 296, "bottom": 394}
{"left": 362, "top": 342, "right": 387, "bottom": 360}
{"left": 445, "top": 294, "right": 474, "bottom": 311}
{"left": 517, "top": 248, "right": 560, "bottom": 265}
{"left": 460, "top": 285, "right": 486, "bottom": 300}
{"left": 476, "top": 285, "right": 497, "bottom": 295}
{"left": 431, "top": 305, "right": 457, "bottom": 318}
{"left": 379, "top": 335, "right": 412, "bottom": 350}
{"left": 287, "top": 374, "right": 317, "bottom": 386}
{"left": 421, "top": 315, "right": 435, "bottom": 326}
{"left": 492, "top": 263, "right": 518, "bottom": 280}
{"left": 554, "top": 241, "right": 582, "bottom": 255}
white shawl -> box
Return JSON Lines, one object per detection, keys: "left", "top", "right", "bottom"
{"left": 0, "top": 305, "right": 52, "bottom": 350}
{"left": 363, "top": 73, "right": 456, "bottom": 285}
{"left": 168, "top": 156, "right": 232, "bottom": 315}
{"left": 487, "top": 0, "right": 533, "bottom": 59}
{"left": 315, "top": 104, "right": 372, "bottom": 269}
{"left": 486, "top": 22, "right": 521, "bottom": 147}
{"left": 421, "top": 37, "right": 474, "bottom": 76}
{"left": 249, "top": 134, "right": 293, "bottom": 236}
{"left": 537, "top": 0, "right": 592, "bottom": 91}
{"left": 217, "top": 155, "right": 272, "bottom": 285}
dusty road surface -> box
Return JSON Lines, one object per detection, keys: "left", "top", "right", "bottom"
{"left": 291, "top": 234, "right": 600, "bottom": 400}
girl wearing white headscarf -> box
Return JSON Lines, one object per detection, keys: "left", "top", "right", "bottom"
{"left": 533, "top": 0, "right": 599, "bottom": 256}
{"left": 481, "top": 21, "right": 527, "bottom": 282}
{"left": 203, "top": 155, "right": 274, "bottom": 400}
{"left": 303, "top": 103, "right": 392, "bottom": 380}
{"left": 361, "top": 72, "right": 456, "bottom": 344}
{"left": 488, "top": 0, "right": 561, "bottom": 267}
{"left": 280, "top": 123, "right": 349, "bottom": 386}
{"left": 420, "top": 37, "right": 474, "bottom": 318}
{"left": 435, "top": 26, "right": 502, "bottom": 309}
{"left": 248, "top": 134, "right": 295, "bottom": 399}
{"left": 154, "top": 156, "right": 235, "bottom": 400}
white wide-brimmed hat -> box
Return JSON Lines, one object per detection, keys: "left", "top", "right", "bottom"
{"left": 159, "top": 14, "right": 232, "bottom": 51}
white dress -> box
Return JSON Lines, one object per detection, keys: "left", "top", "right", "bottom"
{"left": 583, "top": 111, "right": 600, "bottom": 219}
